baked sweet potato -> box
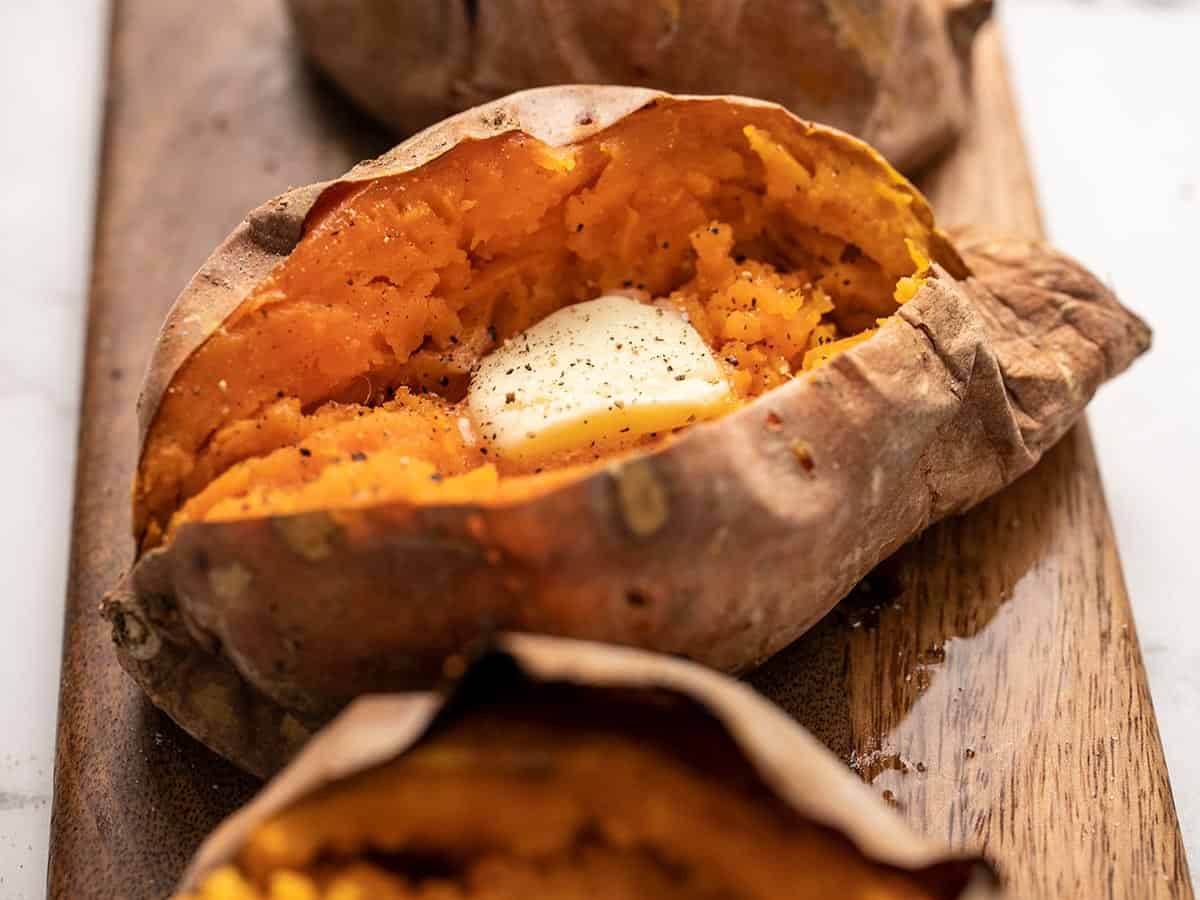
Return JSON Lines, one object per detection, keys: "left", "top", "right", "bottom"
{"left": 173, "top": 636, "right": 1000, "bottom": 900}
{"left": 285, "top": 0, "right": 992, "bottom": 173}
{"left": 103, "top": 87, "right": 1149, "bottom": 775}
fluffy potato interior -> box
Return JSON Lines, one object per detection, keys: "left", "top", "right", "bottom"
{"left": 176, "top": 696, "right": 953, "bottom": 900}
{"left": 137, "top": 99, "right": 959, "bottom": 550}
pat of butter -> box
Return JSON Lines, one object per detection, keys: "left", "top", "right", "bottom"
{"left": 468, "top": 295, "right": 733, "bottom": 463}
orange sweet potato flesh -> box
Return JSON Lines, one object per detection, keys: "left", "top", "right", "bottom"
{"left": 134, "top": 99, "right": 961, "bottom": 552}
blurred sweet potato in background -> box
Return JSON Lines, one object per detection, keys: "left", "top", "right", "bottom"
{"left": 285, "top": 0, "right": 991, "bottom": 172}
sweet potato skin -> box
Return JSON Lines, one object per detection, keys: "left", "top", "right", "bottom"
{"left": 105, "top": 88, "right": 1149, "bottom": 776}
{"left": 283, "top": 0, "right": 990, "bottom": 173}
{"left": 173, "top": 636, "right": 999, "bottom": 899}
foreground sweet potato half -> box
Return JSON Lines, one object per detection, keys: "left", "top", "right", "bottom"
{"left": 286, "top": 0, "right": 992, "bottom": 173}
{"left": 173, "top": 636, "right": 1001, "bottom": 900}
{"left": 104, "top": 87, "right": 1149, "bottom": 775}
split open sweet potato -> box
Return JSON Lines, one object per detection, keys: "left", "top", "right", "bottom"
{"left": 172, "top": 637, "right": 1000, "bottom": 900}
{"left": 103, "top": 87, "right": 1149, "bottom": 775}
{"left": 285, "top": 0, "right": 992, "bottom": 173}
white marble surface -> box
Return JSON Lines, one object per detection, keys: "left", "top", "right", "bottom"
{"left": 0, "top": 2, "right": 107, "bottom": 898}
{"left": 0, "top": 1, "right": 1195, "bottom": 897}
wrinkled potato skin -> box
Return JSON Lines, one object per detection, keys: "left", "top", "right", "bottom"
{"left": 285, "top": 0, "right": 989, "bottom": 173}
{"left": 174, "top": 637, "right": 1000, "bottom": 899}
{"left": 104, "top": 88, "right": 1149, "bottom": 776}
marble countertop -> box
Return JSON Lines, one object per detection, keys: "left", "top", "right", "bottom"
{"left": 1, "top": 1, "right": 1195, "bottom": 896}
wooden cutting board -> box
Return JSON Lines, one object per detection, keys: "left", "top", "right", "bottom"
{"left": 48, "top": 2, "right": 1192, "bottom": 897}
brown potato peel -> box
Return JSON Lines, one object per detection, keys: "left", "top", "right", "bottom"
{"left": 102, "top": 88, "right": 1149, "bottom": 776}
{"left": 172, "top": 635, "right": 1001, "bottom": 900}
{"left": 284, "top": 0, "right": 992, "bottom": 173}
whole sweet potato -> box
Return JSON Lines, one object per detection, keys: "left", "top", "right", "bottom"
{"left": 285, "top": 0, "right": 990, "bottom": 173}
{"left": 173, "top": 636, "right": 1000, "bottom": 900}
{"left": 103, "top": 87, "right": 1148, "bottom": 775}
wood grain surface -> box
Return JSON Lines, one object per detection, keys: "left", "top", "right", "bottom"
{"left": 48, "top": 1, "right": 1192, "bottom": 897}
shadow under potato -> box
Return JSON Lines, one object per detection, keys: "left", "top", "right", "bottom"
{"left": 751, "top": 424, "right": 1066, "bottom": 766}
